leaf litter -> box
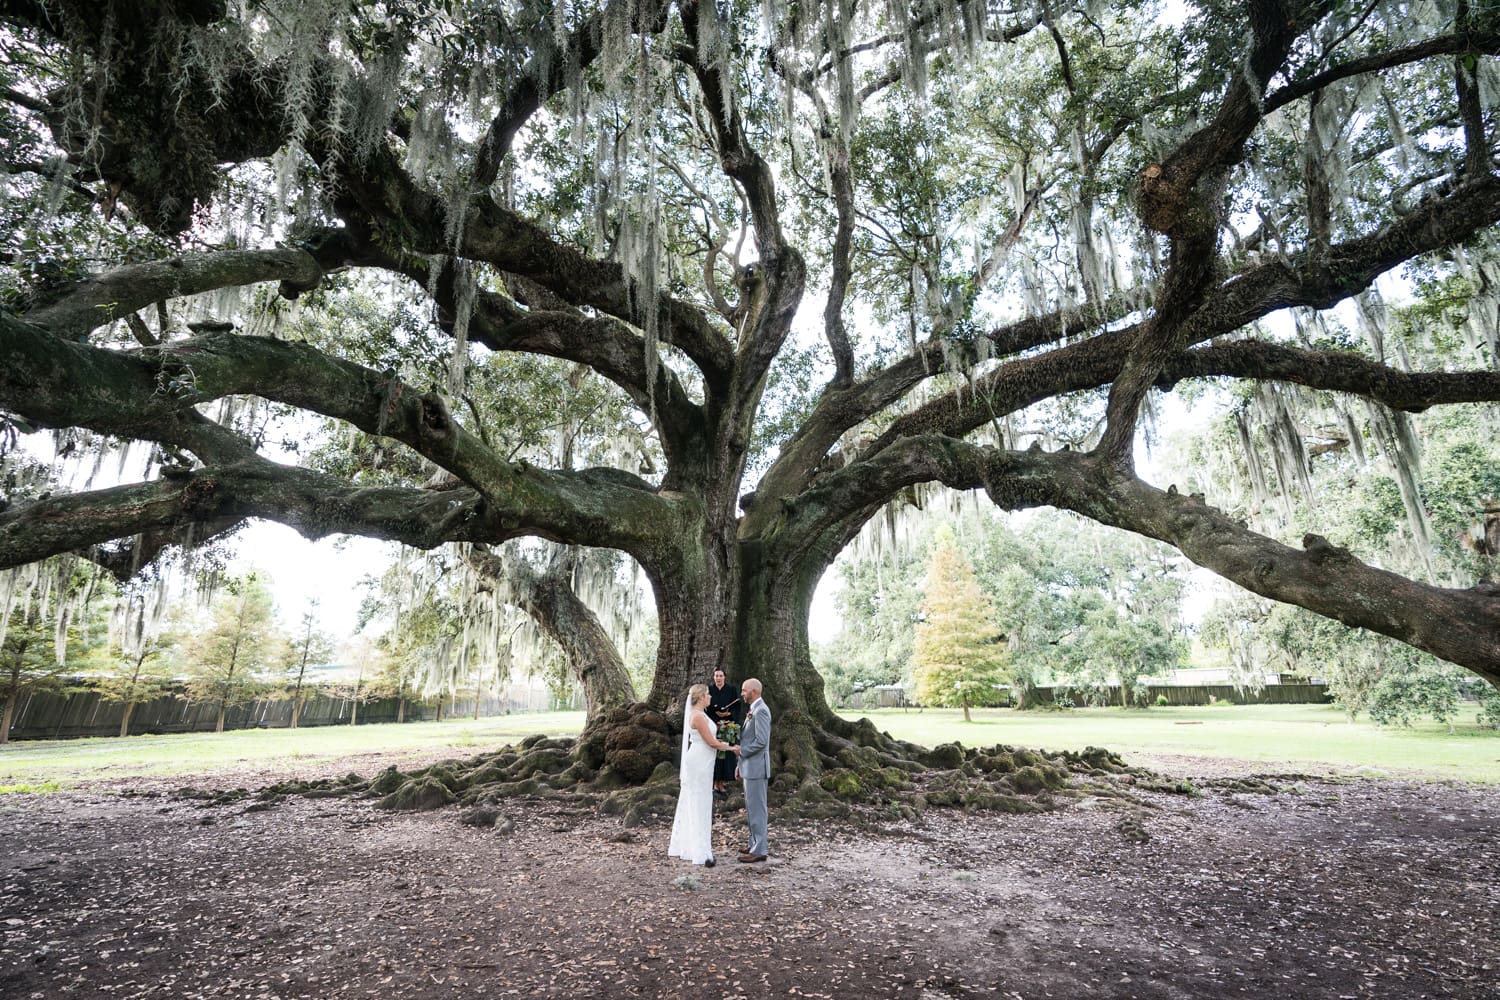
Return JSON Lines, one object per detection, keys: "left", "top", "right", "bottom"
{"left": 0, "top": 752, "right": 1495, "bottom": 998}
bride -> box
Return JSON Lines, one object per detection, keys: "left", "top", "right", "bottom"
{"left": 668, "top": 683, "right": 739, "bottom": 867}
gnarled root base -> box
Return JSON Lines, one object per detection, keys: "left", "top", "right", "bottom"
{"left": 763, "top": 712, "right": 1175, "bottom": 823}
{"left": 214, "top": 705, "right": 1204, "bottom": 828}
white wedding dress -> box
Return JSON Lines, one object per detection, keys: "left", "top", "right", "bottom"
{"left": 668, "top": 714, "right": 717, "bottom": 865}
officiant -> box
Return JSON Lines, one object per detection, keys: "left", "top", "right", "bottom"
{"left": 707, "top": 668, "right": 742, "bottom": 796}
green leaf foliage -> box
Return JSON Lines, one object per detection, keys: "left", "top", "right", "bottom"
{"left": 912, "top": 525, "right": 1010, "bottom": 713}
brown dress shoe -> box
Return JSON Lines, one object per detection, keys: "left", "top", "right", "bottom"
{"left": 738, "top": 853, "right": 767, "bottom": 863}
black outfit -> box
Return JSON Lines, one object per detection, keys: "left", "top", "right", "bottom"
{"left": 707, "top": 681, "right": 743, "bottom": 785}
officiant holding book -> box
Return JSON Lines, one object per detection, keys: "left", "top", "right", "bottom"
{"left": 707, "top": 668, "right": 741, "bottom": 796}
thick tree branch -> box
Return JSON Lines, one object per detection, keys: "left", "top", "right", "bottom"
{"left": 0, "top": 314, "right": 682, "bottom": 560}
{"left": 1260, "top": 28, "right": 1500, "bottom": 117}
{"left": 1455, "top": 1, "right": 1493, "bottom": 179}
{"left": 677, "top": 1, "right": 808, "bottom": 429}
{"left": 755, "top": 294, "right": 1140, "bottom": 512}
{"left": 0, "top": 450, "right": 684, "bottom": 576}
{"left": 1, "top": 85, "right": 53, "bottom": 116}
{"left": 333, "top": 150, "right": 735, "bottom": 387}
{"left": 823, "top": 147, "right": 857, "bottom": 388}
{"left": 678, "top": 1, "right": 785, "bottom": 256}
{"left": 394, "top": 252, "right": 706, "bottom": 469}
{"left": 0, "top": 313, "right": 254, "bottom": 464}
{"left": 866, "top": 171, "right": 1500, "bottom": 458}
{"left": 1097, "top": 0, "right": 1314, "bottom": 462}
{"left": 1138, "top": 0, "right": 1315, "bottom": 238}
{"left": 471, "top": 0, "right": 669, "bottom": 190}
{"left": 796, "top": 440, "right": 1500, "bottom": 683}
{"left": 0, "top": 464, "right": 494, "bottom": 572}
{"left": 783, "top": 434, "right": 1068, "bottom": 549}
{"left": 1098, "top": 472, "right": 1500, "bottom": 686}
{"left": 22, "top": 248, "right": 327, "bottom": 340}
{"left": 1106, "top": 112, "right": 1500, "bottom": 459}
{"left": 1158, "top": 340, "right": 1500, "bottom": 410}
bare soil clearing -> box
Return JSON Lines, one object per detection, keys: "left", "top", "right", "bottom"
{"left": 1, "top": 754, "right": 1496, "bottom": 999}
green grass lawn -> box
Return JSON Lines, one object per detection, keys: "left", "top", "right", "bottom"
{"left": 3, "top": 703, "right": 1496, "bottom": 790}
{"left": 0, "top": 712, "right": 587, "bottom": 790}
{"left": 840, "top": 704, "right": 1500, "bottom": 783}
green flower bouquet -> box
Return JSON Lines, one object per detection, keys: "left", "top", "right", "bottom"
{"left": 717, "top": 721, "right": 741, "bottom": 759}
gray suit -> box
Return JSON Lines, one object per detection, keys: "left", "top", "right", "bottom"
{"left": 738, "top": 699, "right": 772, "bottom": 856}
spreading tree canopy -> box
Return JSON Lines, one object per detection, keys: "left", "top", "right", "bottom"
{"left": 3, "top": 0, "right": 1500, "bottom": 790}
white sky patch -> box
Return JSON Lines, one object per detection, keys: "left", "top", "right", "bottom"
{"left": 233, "top": 522, "right": 396, "bottom": 639}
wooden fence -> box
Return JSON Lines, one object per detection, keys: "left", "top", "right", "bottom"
{"left": 1028, "top": 683, "right": 1331, "bottom": 708}
{"left": 840, "top": 683, "right": 1331, "bottom": 710}
{"left": 5, "top": 683, "right": 581, "bottom": 741}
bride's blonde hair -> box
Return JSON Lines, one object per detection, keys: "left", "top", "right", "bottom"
{"left": 687, "top": 683, "right": 709, "bottom": 706}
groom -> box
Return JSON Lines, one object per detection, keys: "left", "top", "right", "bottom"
{"left": 735, "top": 678, "right": 771, "bottom": 863}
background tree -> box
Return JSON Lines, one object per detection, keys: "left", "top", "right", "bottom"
{"left": 81, "top": 570, "right": 204, "bottom": 739}
{"left": 1368, "top": 660, "right": 1465, "bottom": 732}
{"left": 93, "top": 638, "right": 176, "bottom": 738}
{"left": 3, "top": 0, "right": 1500, "bottom": 797}
{"left": 283, "top": 600, "right": 335, "bottom": 729}
{"left": 340, "top": 638, "right": 383, "bottom": 727}
{"left": 823, "top": 507, "right": 1186, "bottom": 706}
{"left": 818, "top": 550, "right": 924, "bottom": 706}
{"left": 183, "top": 574, "right": 279, "bottom": 733}
{"left": 912, "top": 527, "right": 1010, "bottom": 721}
{"left": 0, "top": 557, "right": 101, "bottom": 743}
{"left": 0, "top": 601, "right": 69, "bottom": 743}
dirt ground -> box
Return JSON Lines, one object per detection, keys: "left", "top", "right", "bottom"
{"left": 1, "top": 751, "right": 1497, "bottom": 1000}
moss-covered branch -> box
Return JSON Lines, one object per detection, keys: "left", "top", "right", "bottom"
{"left": 23, "top": 249, "right": 324, "bottom": 341}
{"left": 796, "top": 440, "right": 1500, "bottom": 682}
{"left": 0, "top": 461, "right": 497, "bottom": 570}
{"left": 0, "top": 314, "right": 686, "bottom": 563}
{"left": 1158, "top": 340, "right": 1500, "bottom": 410}
{"left": 866, "top": 172, "right": 1500, "bottom": 456}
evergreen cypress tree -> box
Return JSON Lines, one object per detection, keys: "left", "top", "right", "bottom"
{"left": 913, "top": 527, "right": 1010, "bottom": 721}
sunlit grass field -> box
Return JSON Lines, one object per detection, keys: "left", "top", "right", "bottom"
{"left": 844, "top": 704, "right": 1500, "bottom": 783}
{"left": 1, "top": 703, "right": 1496, "bottom": 789}
{"left": 0, "top": 712, "right": 583, "bottom": 790}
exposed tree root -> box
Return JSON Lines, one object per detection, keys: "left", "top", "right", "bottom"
{"left": 181, "top": 709, "right": 1239, "bottom": 830}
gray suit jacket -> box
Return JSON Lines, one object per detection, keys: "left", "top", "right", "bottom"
{"left": 738, "top": 700, "right": 772, "bottom": 780}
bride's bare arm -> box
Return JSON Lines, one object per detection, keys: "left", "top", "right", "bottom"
{"left": 692, "top": 712, "right": 733, "bottom": 751}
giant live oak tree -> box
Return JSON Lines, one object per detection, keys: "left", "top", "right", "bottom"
{"left": 3, "top": 0, "right": 1500, "bottom": 793}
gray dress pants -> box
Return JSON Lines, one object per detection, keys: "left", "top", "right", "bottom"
{"left": 743, "top": 777, "right": 768, "bottom": 855}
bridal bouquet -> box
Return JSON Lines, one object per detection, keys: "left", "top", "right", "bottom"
{"left": 717, "top": 722, "right": 741, "bottom": 759}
